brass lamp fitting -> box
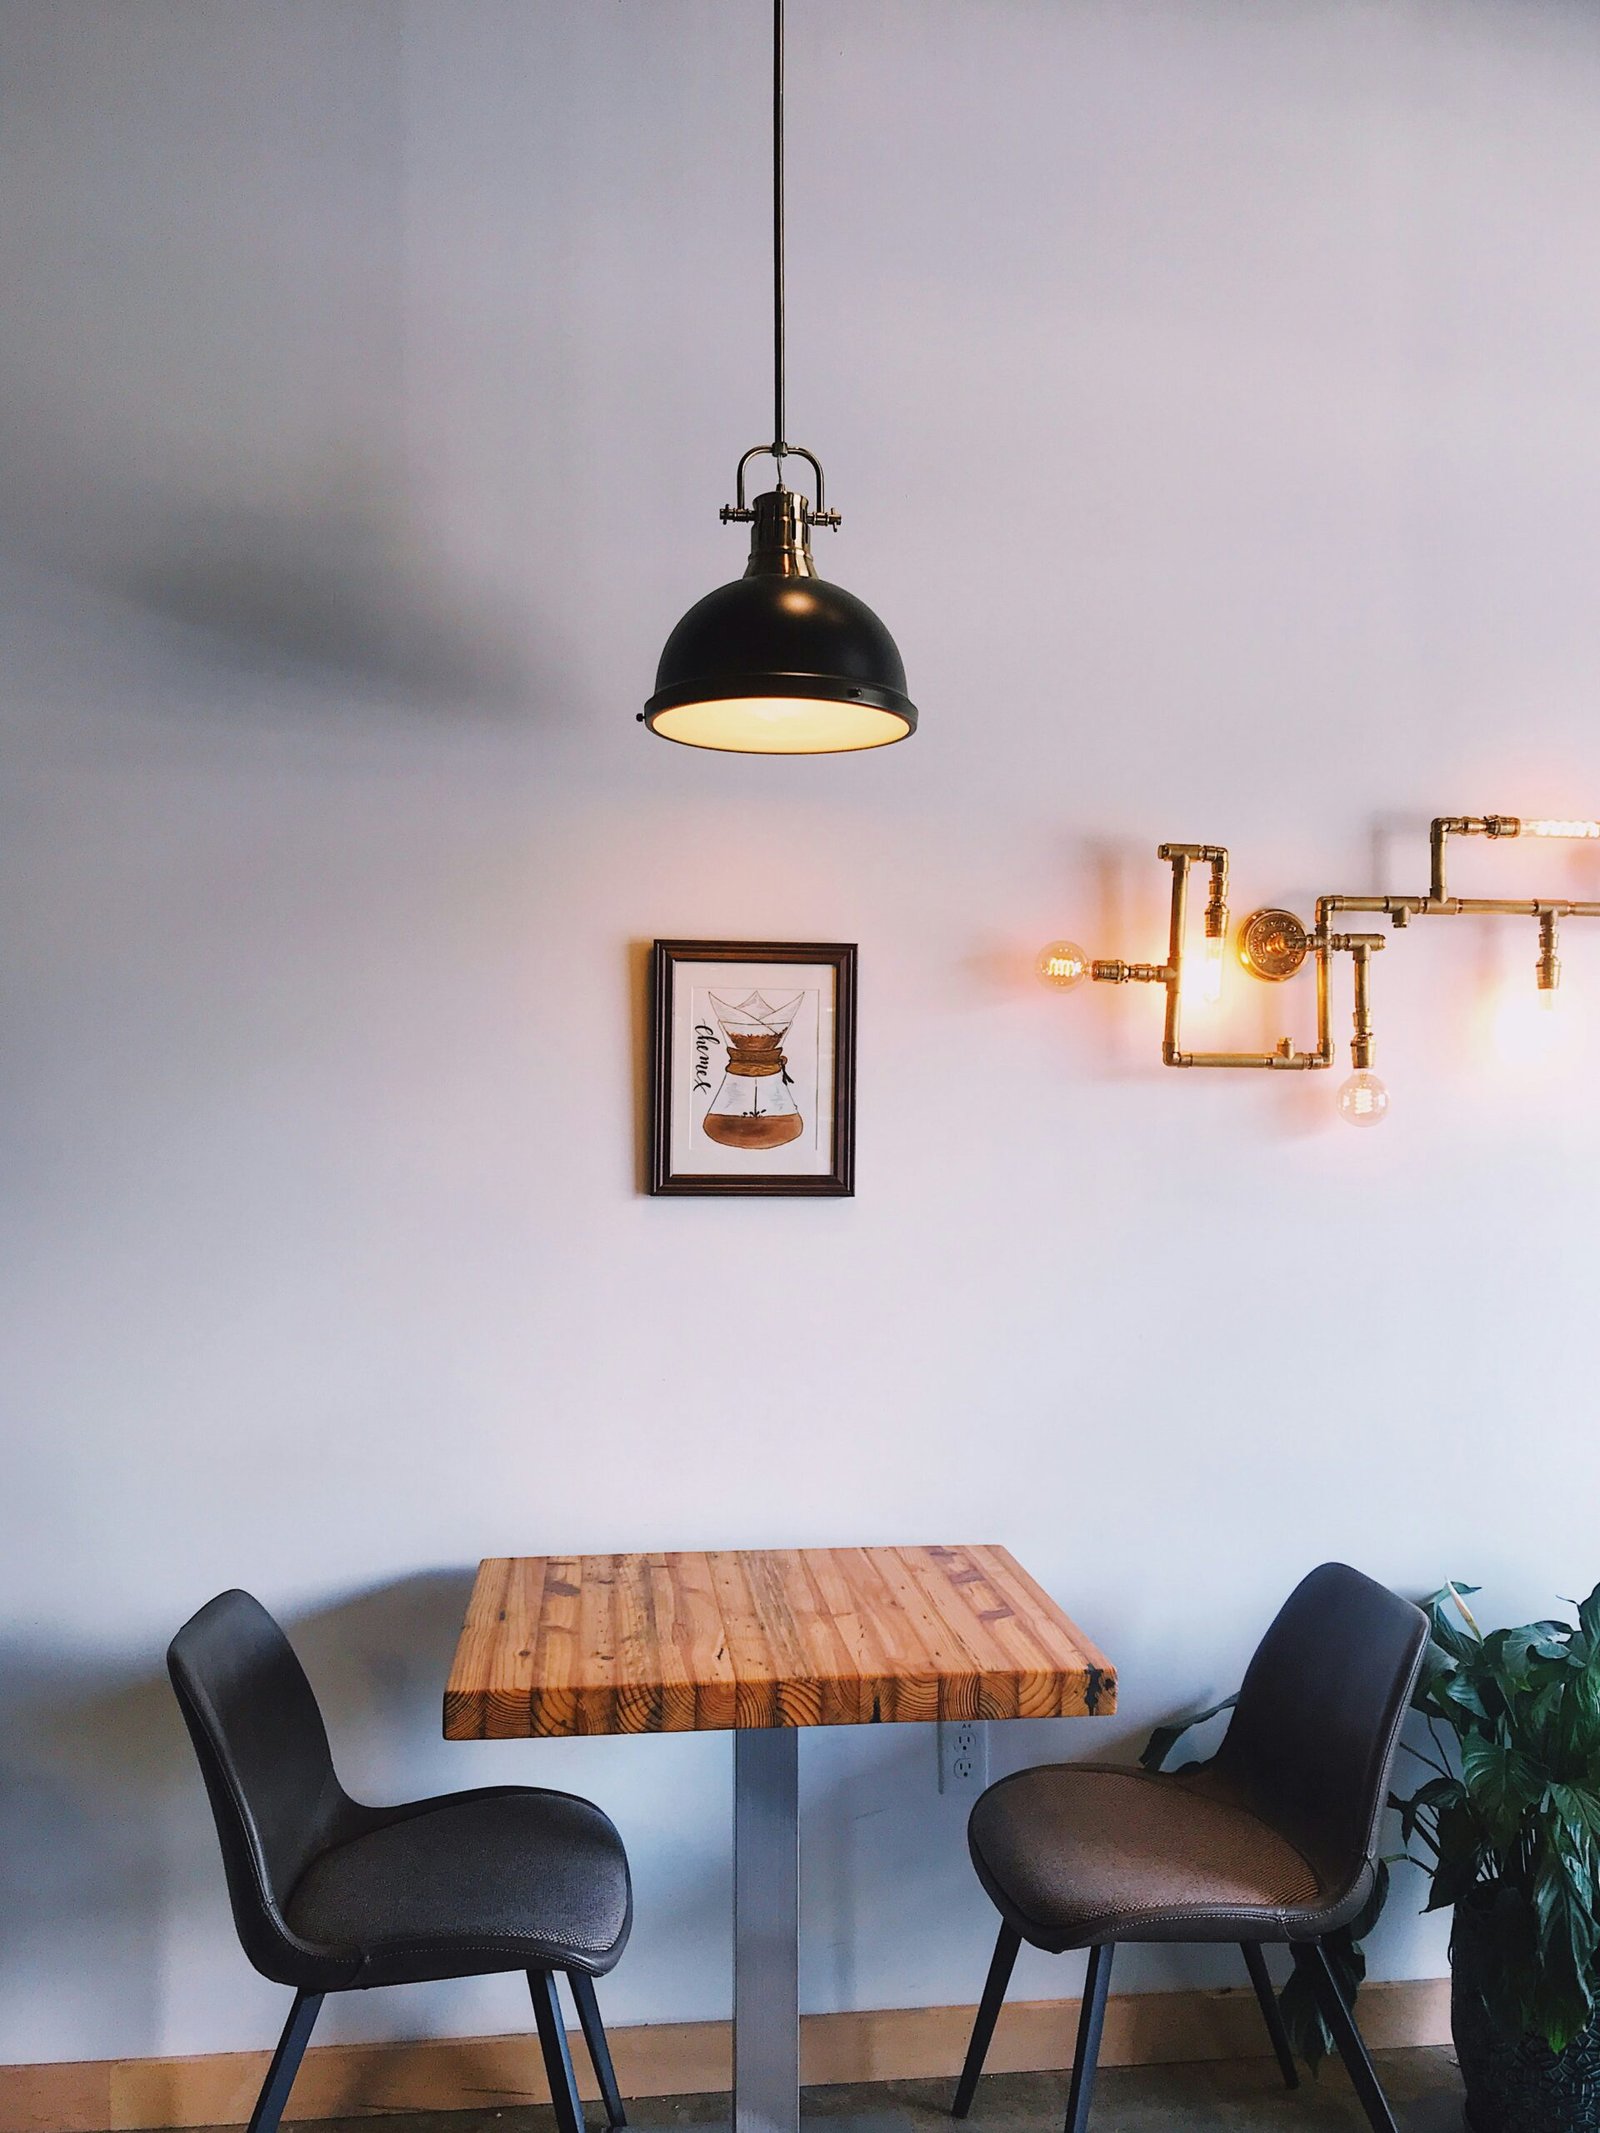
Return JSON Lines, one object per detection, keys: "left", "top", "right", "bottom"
{"left": 1042, "top": 809, "right": 1600, "bottom": 1111}
{"left": 1154, "top": 847, "right": 1229, "bottom": 930}
{"left": 1238, "top": 909, "right": 1310, "bottom": 981}
{"left": 1430, "top": 814, "right": 1523, "bottom": 900}
{"left": 1204, "top": 850, "right": 1229, "bottom": 943}
{"left": 1339, "top": 935, "right": 1384, "bottom": 1071}
{"left": 1537, "top": 909, "right": 1561, "bottom": 995}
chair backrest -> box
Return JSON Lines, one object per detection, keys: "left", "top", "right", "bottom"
{"left": 1214, "top": 1562, "right": 1427, "bottom": 1899}
{"left": 168, "top": 1589, "right": 354, "bottom": 1981}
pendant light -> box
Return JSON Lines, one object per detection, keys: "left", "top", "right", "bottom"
{"left": 641, "top": 0, "right": 916, "bottom": 755}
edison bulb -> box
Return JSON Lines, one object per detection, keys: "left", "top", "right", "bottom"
{"left": 1036, "top": 940, "right": 1089, "bottom": 990}
{"left": 1196, "top": 933, "right": 1224, "bottom": 1005}
{"left": 1336, "top": 1070, "right": 1389, "bottom": 1127}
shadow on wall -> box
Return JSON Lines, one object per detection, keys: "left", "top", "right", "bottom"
{"left": 93, "top": 493, "right": 530, "bottom": 716}
{"left": 0, "top": 443, "right": 547, "bottom": 722}
{"left": 0, "top": 1568, "right": 477, "bottom": 2059}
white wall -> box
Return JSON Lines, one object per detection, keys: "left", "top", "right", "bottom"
{"left": 5, "top": 0, "right": 1600, "bottom": 2069}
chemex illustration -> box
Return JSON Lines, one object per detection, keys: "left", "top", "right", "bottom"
{"left": 702, "top": 990, "right": 805, "bottom": 1150}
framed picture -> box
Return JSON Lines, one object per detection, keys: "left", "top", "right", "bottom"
{"left": 650, "top": 941, "right": 856, "bottom": 1196}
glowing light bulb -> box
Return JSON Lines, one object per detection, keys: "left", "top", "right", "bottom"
{"left": 1538, "top": 984, "right": 1561, "bottom": 1013}
{"left": 1036, "top": 940, "right": 1089, "bottom": 990}
{"left": 1525, "top": 818, "right": 1600, "bottom": 840}
{"left": 1336, "top": 1070, "right": 1390, "bottom": 1127}
{"left": 1196, "top": 932, "right": 1224, "bottom": 1005}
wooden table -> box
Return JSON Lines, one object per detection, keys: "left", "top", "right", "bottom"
{"left": 445, "top": 1547, "right": 1114, "bottom": 2133}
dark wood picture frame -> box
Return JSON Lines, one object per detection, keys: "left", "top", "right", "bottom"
{"left": 650, "top": 940, "right": 857, "bottom": 1196}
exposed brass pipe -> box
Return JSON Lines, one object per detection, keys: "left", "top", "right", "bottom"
{"left": 1109, "top": 845, "right": 1355, "bottom": 1071}
{"left": 1160, "top": 850, "right": 1191, "bottom": 1064}
{"left": 1323, "top": 896, "right": 1600, "bottom": 920}
{"left": 1076, "top": 811, "right": 1598, "bottom": 1086}
{"left": 1344, "top": 936, "right": 1381, "bottom": 1070}
{"left": 1429, "top": 814, "right": 1520, "bottom": 900}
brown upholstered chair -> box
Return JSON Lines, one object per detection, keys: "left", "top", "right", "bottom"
{"left": 951, "top": 1563, "right": 1427, "bottom": 2133}
{"left": 170, "top": 1591, "right": 632, "bottom": 2133}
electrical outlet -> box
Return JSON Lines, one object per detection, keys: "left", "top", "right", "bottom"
{"left": 938, "top": 1716, "right": 989, "bottom": 1795}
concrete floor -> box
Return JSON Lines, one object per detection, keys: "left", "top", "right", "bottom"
{"left": 278, "top": 2047, "right": 1466, "bottom": 2133}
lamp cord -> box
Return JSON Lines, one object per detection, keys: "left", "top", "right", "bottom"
{"left": 772, "top": 0, "right": 786, "bottom": 458}
{"left": 723, "top": 0, "right": 834, "bottom": 523}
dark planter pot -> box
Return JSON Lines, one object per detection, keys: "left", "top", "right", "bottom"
{"left": 1452, "top": 1895, "right": 1600, "bottom": 2133}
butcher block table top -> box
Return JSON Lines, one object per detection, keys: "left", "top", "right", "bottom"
{"left": 443, "top": 1544, "right": 1116, "bottom": 1738}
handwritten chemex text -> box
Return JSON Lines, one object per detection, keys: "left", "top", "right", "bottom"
{"left": 693, "top": 1021, "right": 716, "bottom": 1093}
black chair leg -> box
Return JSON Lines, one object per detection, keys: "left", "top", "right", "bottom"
{"left": 245, "top": 1991, "right": 323, "bottom": 2133}
{"left": 568, "top": 1970, "right": 627, "bottom": 2130}
{"left": 530, "top": 1969, "right": 587, "bottom": 2133}
{"left": 953, "top": 1922, "right": 1022, "bottom": 2117}
{"left": 1240, "top": 1942, "right": 1299, "bottom": 2090}
{"left": 1292, "top": 1942, "right": 1399, "bottom": 2133}
{"left": 1062, "top": 1943, "right": 1114, "bottom": 2133}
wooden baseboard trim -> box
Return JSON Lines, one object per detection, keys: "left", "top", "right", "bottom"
{"left": 0, "top": 1978, "right": 1451, "bottom": 2133}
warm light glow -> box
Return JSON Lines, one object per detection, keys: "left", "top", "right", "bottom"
{"left": 1525, "top": 818, "right": 1600, "bottom": 840}
{"left": 647, "top": 696, "right": 912, "bottom": 755}
{"left": 1490, "top": 984, "right": 1563, "bottom": 1070}
{"left": 1538, "top": 984, "right": 1561, "bottom": 1012}
{"left": 1196, "top": 933, "right": 1224, "bottom": 1005}
{"left": 1036, "top": 940, "right": 1090, "bottom": 990}
{"left": 1336, "top": 1070, "right": 1389, "bottom": 1127}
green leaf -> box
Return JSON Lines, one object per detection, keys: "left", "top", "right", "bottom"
{"left": 1423, "top": 1602, "right": 1480, "bottom": 1667}
{"left": 1460, "top": 1735, "right": 1542, "bottom": 1841}
{"left": 1277, "top": 1960, "right": 1332, "bottom": 2072}
{"left": 1579, "top": 1582, "right": 1600, "bottom": 1653}
{"left": 1424, "top": 1802, "right": 1488, "bottom": 1911}
{"left": 1392, "top": 1774, "right": 1463, "bottom": 1848}
{"left": 1439, "top": 1670, "right": 1491, "bottom": 1723}
{"left": 1550, "top": 1783, "right": 1600, "bottom": 1843}
{"left": 1564, "top": 1660, "right": 1600, "bottom": 1737}
{"left": 1529, "top": 1852, "right": 1600, "bottom": 2050}
{"left": 1139, "top": 1694, "right": 1236, "bottom": 1774}
{"left": 1426, "top": 1850, "right": 1484, "bottom": 1912}
{"left": 1265, "top": 1885, "right": 1387, "bottom": 2074}
{"left": 1414, "top": 1636, "right": 1459, "bottom": 1689}
{"left": 1502, "top": 1625, "right": 1572, "bottom": 1675}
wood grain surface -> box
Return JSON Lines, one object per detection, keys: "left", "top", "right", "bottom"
{"left": 443, "top": 1545, "right": 1115, "bottom": 1738}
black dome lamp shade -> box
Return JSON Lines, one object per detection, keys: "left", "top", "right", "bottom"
{"left": 641, "top": 2, "right": 916, "bottom": 755}
{"left": 645, "top": 451, "right": 915, "bottom": 754}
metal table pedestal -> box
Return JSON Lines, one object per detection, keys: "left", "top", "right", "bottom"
{"left": 733, "top": 1728, "right": 800, "bottom": 2133}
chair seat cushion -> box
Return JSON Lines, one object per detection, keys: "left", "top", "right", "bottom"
{"left": 286, "top": 1785, "right": 632, "bottom": 1987}
{"left": 968, "top": 1763, "right": 1329, "bottom": 1950}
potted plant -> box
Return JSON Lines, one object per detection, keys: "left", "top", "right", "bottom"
{"left": 1145, "top": 1580, "right": 1600, "bottom": 2133}
{"left": 1398, "top": 1580, "right": 1600, "bottom": 2132}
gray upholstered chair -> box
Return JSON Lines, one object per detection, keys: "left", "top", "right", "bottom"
{"left": 951, "top": 1563, "right": 1427, "bottom": 2133}
{"left": 169, "top": 1590, "right": 632, "bottom": 2133}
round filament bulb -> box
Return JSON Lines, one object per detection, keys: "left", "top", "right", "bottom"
{"left": 1336, "top": 1070, "right": 1390, "bottom": 1127}
{"left": 1036, "top": 941, "right": 1089, "bottom": 990}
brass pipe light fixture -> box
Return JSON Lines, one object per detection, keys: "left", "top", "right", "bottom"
{"left": 640, "top": 0, "right": 916, "bottom": 755}
{"left": 1038, "top": 815, "right": 1600, "bottom": 1125}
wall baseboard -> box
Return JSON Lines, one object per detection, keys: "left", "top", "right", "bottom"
{"left": 0, "top": 1978, "right": 1451, "bottom": 2133}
